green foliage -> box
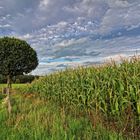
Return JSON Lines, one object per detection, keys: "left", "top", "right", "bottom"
{"left": 0, "top": 37, "right": 38, "bottom": 77}
{"left": 0, "top": 75, "right": 7, "bottom": 83}
{"left": 15, "top": 79, "right": 20, "bottom": 84}
{"left": 28, "top": 57, "right": 140, "bottom": 138}
{"left": 0, "top": 75, "right": 39, "bottom": 84}
{"left": 13, "top": 75, "right": 39, "bottom": 83}
{"left": 30, "top": 58, "right": 140, "bottom": 115}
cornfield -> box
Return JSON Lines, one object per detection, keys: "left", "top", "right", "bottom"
{"left": 27, "top": 57, "right": 140, "bottom": 138}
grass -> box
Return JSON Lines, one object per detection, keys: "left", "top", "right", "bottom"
{"left": 0, "top": 83, "right": 28, "bottom": 87}
{"left": 0, "top": 84, "right": 29, "bottom": 95}
{"left": 0, "top": 93, "right": 127, "bottom": 140}
{"left": 0, "top": 57, "right": 140, "bottom": 139}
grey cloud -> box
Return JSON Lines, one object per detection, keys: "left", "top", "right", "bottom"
{"left": 0, "top": 0, "right": 139, "bottom": 33}
{"left": 64, "top": 0, "right": 109, "bottom": 20}
{"left": 0, "top": 0, "right": 38, "bottom": 14}
{"left": 0, "top": 0, "right": 40, "bottom": 33}
{"left": 98, "top": 1, "right": 140, "bottom": 35}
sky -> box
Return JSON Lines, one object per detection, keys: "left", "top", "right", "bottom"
{"left": 0, "top": 0, "right": 140, "bottom": 75}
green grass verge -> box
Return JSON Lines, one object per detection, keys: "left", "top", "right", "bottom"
{"left": 0, "top": 84, "right": 29, "bottom": 94}
{"left": 0, "top": 93, "right": 127, "bottom": 140}
{"left": 0, "top": 84, "right": 27, "bottom": 89}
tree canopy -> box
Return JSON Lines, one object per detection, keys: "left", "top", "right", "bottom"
{"left": 0, "top": 37, "right": 38, "bottom": 77}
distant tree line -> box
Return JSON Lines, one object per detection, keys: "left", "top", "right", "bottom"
{"left": 0, "top": 74, "right": 39, "bottom": 84}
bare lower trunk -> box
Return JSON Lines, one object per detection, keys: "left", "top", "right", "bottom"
{"left": 7, "top": 75, "right": 12, "bottom": 116}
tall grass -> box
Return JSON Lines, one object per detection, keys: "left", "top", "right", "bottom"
{"left": 27, "top": 57, "right": 140, "bottom": 138}
{"left": 0, "top": 93, "right": 126, "bottom": 140}
{"left": 0, "top": 57, "right": 140, "bottom": 139}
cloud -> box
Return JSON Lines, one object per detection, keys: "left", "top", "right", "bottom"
{"left": 0, "top": 0, "right": 140, "bottom": 74}
{"left": 28, "top": 34, "right": 140, "bottom": 75}
{"left": 39, "top": 0, "right": 50, "bottom": 9}
{"left": 64, "top": 0, "right": 108, "bottom": 20}
{"left": 98, "top": 1, "right": 140, "bottom": 35}
{"left": 0, "top": 0, "right": 139, "bottom": 34}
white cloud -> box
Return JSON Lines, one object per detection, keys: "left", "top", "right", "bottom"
{"left": 39, "top": 0, "right": 50, "bottom": 9}
{"left": 22, "top": 34, "right": 33, "bottom": 39}
{"left": 0, "top": 24, "right": 11, "bottom": 28}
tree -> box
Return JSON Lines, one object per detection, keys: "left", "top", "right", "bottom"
{"left": 0, "top": 37, "right": 38, "bottom": 115}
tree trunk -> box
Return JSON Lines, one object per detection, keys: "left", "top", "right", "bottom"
{"left": 7, "top": 75, "right": 12, "bottom": 116}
